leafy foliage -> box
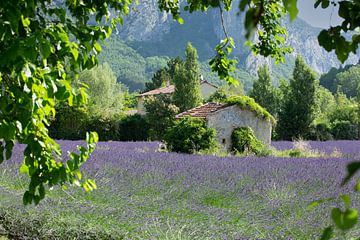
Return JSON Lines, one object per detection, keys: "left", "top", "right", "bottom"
{"left": 250, "top": 64, "right": 281, "bottom": 116}
{"left": 145, "top": 57, "right": 183, "bottom": 92}
{"left": 315, "top": 0, "right": 360, "bottom": 62}
{"left": 118, "top": 114, "right": 150, "bottom": 141}
{"left": 173, "top": 43, "right": 203, "bottom": 111}
{"left": 79, "top": 63, "right": 125, "bottom": 117}
{"left": 231, "top": 127, "right": 266, "bottom": 155}
{"left": 277, "top": 56, "right": 317, "bottom": 140}
{"left": 336, "top": 64, "right": 360, "bottom": 98}
{"left": 144, "top": 94, "right": 179, "bottom": 140}
{"left": 165, "top": 117, "right": 217, "bottom": 154}
{"left": 331, "top": 121, "right": 358, "bottom": 140}
{"left": 48, "top": 103, "right": 89, "bottom": 140}
{"left": 226, "top": 96, "right": 276, "bottom": 123}
{"left": 0, "top": 0, "right": 137, "bottom": 203}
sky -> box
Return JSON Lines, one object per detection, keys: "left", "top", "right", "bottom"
{"left": 297, "top": 0, "right": 342, "bottom": 28}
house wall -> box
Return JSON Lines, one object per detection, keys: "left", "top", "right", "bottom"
{"left": 200, "top": 83, "right": 217, "bottom": 100}
{"left": 206, "top": 105, "right": 272, "bottom": 151}
{"left": 137, "top": 97, "right": 146, "bottom": 115}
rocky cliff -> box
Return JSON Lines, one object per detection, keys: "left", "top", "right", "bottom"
{"left": 115, "top": 1, "right": 359, "bottom": 75}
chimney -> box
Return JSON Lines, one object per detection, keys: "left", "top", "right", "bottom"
{"left": 200, "top": 75, "right": 204, "bottom": 81}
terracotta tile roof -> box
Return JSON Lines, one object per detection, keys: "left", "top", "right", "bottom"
{"left": 139, "top": 80, "right": 218, "bottom": 97}
{"left": 139, "top": 85, "right": 175, "bottom": 97}
{"left": 175, "top": 102, "right": 227, "bottom": 119}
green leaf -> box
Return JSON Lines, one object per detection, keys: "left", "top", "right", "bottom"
{"left": 5, "top": 140, "right": 14, "bottom": 160}
{"left": 342, "top": 161, "right": 360, "bottom": 185}
{"left": 38, "top": 184, "right": 45, "bottom": 199}
{"left": 307, "top": 198, "right": 334, "bottom": 210}
{"left": 341, "top": 195, "right": 351, "bottom": 208}
{"left": 321, "top": 0, "right": 329, "bottom": 9}
{"left": 282, "top": 0, "right": 299, "bottom": 21}
{"left": 318, "top": 30, "right": 334, "bottom": 52}
{"left": 177, "top": 17, "right": 184, "bottom": 24}
{"left": 314, "top": 0, "right": 322, "bottom": 8}
{"left": 40, "top": 40, "right": 52, "bottom": 59}
{"left": 23, "top": 191, "right": 33, "bottom": 205}
{"left": 87, "top": 179, "right": 97, "bottom": 190}
{"left": 20, "top": 164, "right": 29, "bottom": 174}
{"left": 0, "top": 121, "right": 16, "bottom": 141}
{"left": 93, "top": 41, "right": 102, "bottom": 53}
{"left": 355, "top": 179, "right": 360, "bottom": 192}
{"left": 320, "top": 226, "right": 334, "bottom": 240}
{"left": 70, "top": 44, "right": 79, "bottom": 61}
{"left": 239, "top": 0, "right": 250, "bottom": 11}
{"left": 331, "top": 208, "right": 358, "bottom": 231}
{"left": 21, "top": 15, "right": 30, "bottom": 27}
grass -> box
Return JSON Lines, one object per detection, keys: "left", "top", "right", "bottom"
{"left": 0, "top": 141, "right": 359, "bottom": 239}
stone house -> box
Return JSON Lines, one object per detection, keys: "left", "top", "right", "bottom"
{"left": 137, "top": 80, "right": 218, "bottom": 114}
{"left": 175, "top": 101, "right": 274, "bottom": 150}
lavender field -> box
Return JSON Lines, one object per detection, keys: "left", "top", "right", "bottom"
{"left": 0, "top": 141, "right": 359, "bottom": 239}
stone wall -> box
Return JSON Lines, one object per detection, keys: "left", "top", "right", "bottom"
{"left": 206, "top": 105, "right": 272, "bottom": 150}
{"left": 137, "top": 97, "right": 146, "bottom": 115}
{"left": 200, "top": 83, "right": 217, "bottom": 100}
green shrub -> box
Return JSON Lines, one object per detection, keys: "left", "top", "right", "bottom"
{"left": 231, "top": 127, "right": 266, "bottom": 155}
{"left": 118, "top": 114, "right": 150, "bottom": 141}
{"left": 164, "top": 117, "right": 217, "bottom": 153}
{"left": 86, "top": 114, "right": 122, "bottom": 141}
{"left": 331, "top": 121, "right": 358, "bottom": 140}
{"left": 144, "top": 94, "right": 179, "bottom": 140}
{"left": 49, "top": 104, "right": 88, "bottom": 140}
{"left": 306, "top": 122, "right": 333, "bottom": 141}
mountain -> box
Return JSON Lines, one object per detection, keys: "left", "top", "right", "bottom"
{"left": 98, "top": 1, "right": 359, "bottom": 92}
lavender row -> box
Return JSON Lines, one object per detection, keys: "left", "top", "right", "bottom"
{"left": 272, "top": 140, "right": 360, "bottom": 155}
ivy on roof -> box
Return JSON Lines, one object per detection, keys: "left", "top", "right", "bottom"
{"left": 226, "top": 96, "right": 276, "bottom": 123}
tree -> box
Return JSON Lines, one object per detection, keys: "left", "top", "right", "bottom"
{"left": 144, "top": 57, "right": 183, "bottom": 92}
{"left": 250, "top": 65, "right": 280, "bottom": 116}
{"left": 79, "top": 63, "right": 124, "bottom": 117}
{"left": 145, "top": 69, "right": 171, "bottom": 92}
{"left": 336, "top": 65, "right": 360, "bottom": 98}
{"left": 0, "top": 0, "right": 137, "bottom": 204}
{"left": 314, "top": 86, "right": 336, "bottom": 123}
{"left": 173, "top": 43, "right": 202, "bottom": 112}
{"left": 164, "top": 117, "right": 217, "bottom": 154}
{"left": 277, "top": 56, "right": 317, "bottom": 140}
{"left": 144, "top": 94, "right": 179, "bottom": 140}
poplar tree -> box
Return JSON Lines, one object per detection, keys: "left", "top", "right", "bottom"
{"left": 173, "top": 43, "right": 202, "bottom": 112}
{"left": 277, "top": 56, "right": 317, "bottom": 140}
{"left": 250, "top": 64, "right": 279, "bottom": 115}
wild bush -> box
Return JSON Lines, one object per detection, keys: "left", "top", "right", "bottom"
{"left": 231, "top": 127, "right": 266, "bottom": 155}
{"left": 331, "top": 121, "right": 358, "bottom": 140}
{"left": 164, "top": 117, "right": 217, "bottom": 154}
{"left": 306, "top": 122, "right": 333, "bottom": 141}
{"left": 118, "top": 114, "right": 150, "bottom": 141}
{"left": 86, "top": 114, "right": 122, "bottom": 141}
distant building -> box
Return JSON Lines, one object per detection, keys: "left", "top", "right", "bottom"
{"left": 175, "top": 102, "right": 274, "bottom": 150}
{"left": 137, "top": 80, "right": 218, "bottom": 115}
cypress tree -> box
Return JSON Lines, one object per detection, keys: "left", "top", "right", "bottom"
{"left": 173, "top": 43, "right": 202, "bottom": 112}
{"left": 277, "top": 56, "right": 317, "bottom": 140}
{"left": 250, "top": 64, "right": 279, "bottom": 115}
